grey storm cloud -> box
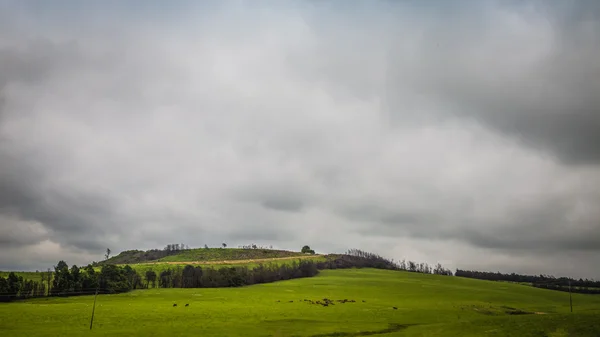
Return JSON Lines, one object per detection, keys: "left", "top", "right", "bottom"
{"left": 0, "top": 0, "right": 599, "bottom": 278}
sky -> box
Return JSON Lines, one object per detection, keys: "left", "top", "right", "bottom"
{"left": 1, "top": 0, "right": 599, "bottom": 279}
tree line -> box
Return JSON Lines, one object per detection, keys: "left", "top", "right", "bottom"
{"left": 0, "top": 272, "right": 47, "bottom": 301}
{"left": 338, "top": 249, "right": 453, "bottom": 276}
{"left": 0, "top": 249, "right": 454, "bottom": 301}
{"left": 0, "top": 262, "right": 145, "bottom": 302}
{"left": 455, "top": 269, "right": 600, "bottom": 294}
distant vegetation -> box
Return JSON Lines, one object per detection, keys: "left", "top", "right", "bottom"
{"left": 100, "top": 244, "right": 306, "bottom": 265}
{"left": 3, "top": 244, "right": 598, "bottom": 303}
{"left": 456, "top": 269, "right": 600, "bottom": 294}
{"left": 0, "top": 247, "right": 453, "bottom": 302}
{"left": 301, "top": 245, "right": 315, "bottom": 255}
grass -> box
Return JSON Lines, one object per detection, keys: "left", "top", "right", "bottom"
{"left": 157, "top": 248, "right": 306, "bottom": 262}
{"left": 1, "top": 268, "right": 599, "bottom": 336}
{"left": 104, "top": 248, "right": 311, "bottom": 265}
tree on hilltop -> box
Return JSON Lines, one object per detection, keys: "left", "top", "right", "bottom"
{"left": 301, "top": 245, "right": 315, "bottom": 254}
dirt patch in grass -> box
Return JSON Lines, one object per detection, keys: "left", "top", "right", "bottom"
{"left": 310, "top": 323, "right": 417, "bottom": 337}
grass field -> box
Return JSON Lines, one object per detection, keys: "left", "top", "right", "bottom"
{"left": 1, "top": 268, "right": 599, "bottom": 336}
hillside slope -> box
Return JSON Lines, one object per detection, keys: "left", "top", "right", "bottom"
{"left": 102, "top": 248, "right": 309, "bottom": 265}
{"left": 2, "top": 268, "right": 599, "bottom": 336}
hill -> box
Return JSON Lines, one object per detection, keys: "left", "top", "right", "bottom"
{"left": 1, "top": 268, "right": 599, "bottom": 336}
{"left": 101, "top": 247, "right": 310, "bottom": 265}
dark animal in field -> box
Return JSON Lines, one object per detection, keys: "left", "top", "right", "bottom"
{"left": 276, "top": 300, "right": 280, "bottom": 302}
{"left": 185, "top": 304, "right": 189, "bottom": 307}
{"left": 173, "top": 304, "right": 177, "bottom": 307}
{"left": 392, "top": 307, "right": 398, "bottom": 310}
{"left": 289, "top": 300, "right": 293, "bottom": 303}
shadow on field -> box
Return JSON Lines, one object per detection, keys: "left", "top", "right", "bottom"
{"left": 309, "top": 323, "right": 417, "bottom": 337}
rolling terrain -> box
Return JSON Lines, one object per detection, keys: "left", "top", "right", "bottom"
{"left": 95, "top": 248, "right": 327, "bottom": 281}
{"left": 1, "top": 268, "right": 599, "bottom": 336}
{"left": 1, "top": 248, "right": 326, "bottom": 286}
{"left": 102, "top": 247, "right": 313, "bottom": 265}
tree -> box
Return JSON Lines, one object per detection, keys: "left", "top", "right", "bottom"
{"left": 145, "top": 270, "right": 157, "bottom": 288}
{"left": 82, "top": 264, "right": 97, "bottom": 290}
{"left": 46, "top": 268, "right": 52, "bottom": 294}
{"left": 52, "top": 261, "right": 71, "bottom": 294}
{"left": 105, "top": 248, "right": 111, "bottom": 261}
{"left": 222, "top": 243, "right": 227, "bottom": 248}
{"left": 70, "top": 265, "right": 81, "bottom": 291}
{"left": 6, "top": 272, "right": 19, "bottom": 295}
{"left": 301, "top": 245, "right": 315, "bottom": 254}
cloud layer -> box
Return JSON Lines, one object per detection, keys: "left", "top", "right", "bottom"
{"left": 1, "top": 1, "right": 599, "bottom": 278}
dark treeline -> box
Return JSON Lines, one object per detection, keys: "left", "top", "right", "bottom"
{"left": 0, "top": 261, "right": 144, "bottom": 302}
{"left": 1, "top": 249, "right": 454, "bottom": 301}
{"left": 0, "top": 272, "right": 47, "bottom": 301}
{"left": 333, "top": 249, "right": 453, "bottom": 276}
{"left": 97, "top": 243, "right": 192, "bottom": 265}
{"left": 136, "top": 252, "right": 453, "bottom": 289}
{"left": 456, "top": 269, "right": 600, "bottom": 294}
{"left": 147, "top": 260, "right": 319, "bottom": 289}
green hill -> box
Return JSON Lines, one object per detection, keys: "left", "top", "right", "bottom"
{"left": 101, "top": 248, "right": 310, "bottom": 265}
{"left": 1, "top": 268, "right": 599, "bottom": 336}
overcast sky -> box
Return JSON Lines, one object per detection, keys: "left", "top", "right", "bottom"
{"left": 1, "top": 0, "right": 599, "bottom": 279}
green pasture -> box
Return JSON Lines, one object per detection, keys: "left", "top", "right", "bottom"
{"left": 1, "top": 268, "right": 599, "bottom": 336}
{"left": 157, "top": 248, "right": 307, "bottom": 262}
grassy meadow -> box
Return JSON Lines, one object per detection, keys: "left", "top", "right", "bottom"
{"left": 157, "top": 248, "right": 307, "bottom": 262}
{"left": 1, "top": 268, "right": 599, "bottom": 336}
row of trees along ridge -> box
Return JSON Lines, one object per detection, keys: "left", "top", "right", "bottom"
{"left": 455, "top": 269, "right": 600, "bottom": 294}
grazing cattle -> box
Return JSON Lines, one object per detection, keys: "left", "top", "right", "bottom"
{"left": 173, "top": 304, "right": 177, "bottom": 307}
{"left": 185, "top": 304, "right": 189, "bottom": 307}
{"left": 289, "top": 300, "right": 294, "bottom": 303}
{"left": 392, "top": 307, "right": 398, "bottom": 310}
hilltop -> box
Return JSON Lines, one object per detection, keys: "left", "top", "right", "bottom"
{"left": 100, "top": 247, "right": 311, "bottom": 265}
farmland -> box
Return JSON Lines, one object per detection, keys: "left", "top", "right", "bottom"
{"left": 1, "top": 268, "right": 599, "bottom": 336}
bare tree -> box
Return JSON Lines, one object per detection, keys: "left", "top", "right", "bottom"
{"left": 104, "top": 248, "right": 111, "bottom": 261}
